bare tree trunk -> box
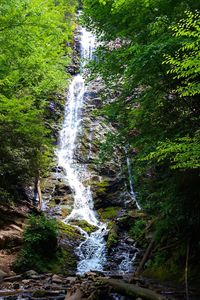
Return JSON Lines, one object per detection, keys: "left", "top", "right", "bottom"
{"left": 104, "top": 278, "right": 167, "bottom": 300}
{"left": 185, "top": 241, "right": 190, "bottom": 300}
{"left": 37, "top": 177, "right": 42, "bottom": 210}
{"left": 135, "top": 237, "right": 155, "bottom": 277}
{"left": 34, "top": 175, "right": 42, "bottom": 210}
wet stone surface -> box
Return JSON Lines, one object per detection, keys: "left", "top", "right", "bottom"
{"left": 0, "top": 272, "right": 131, "bottom": 300}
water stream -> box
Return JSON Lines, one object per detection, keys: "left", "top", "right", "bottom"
{"left": 57, "top": 27, "right": 107, "bottom": 274}
{"left": 125, "top": 147, "right": 141, "bottom": 210}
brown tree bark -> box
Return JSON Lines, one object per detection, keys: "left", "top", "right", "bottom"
{"left": 34, "top": 175, "right": 42, "bottom": 210}
{"left": 104, "top": 278, "right": 167, "bottom": 300}
{"left": 135, "top": 237, "right": 155, "bottom": 277}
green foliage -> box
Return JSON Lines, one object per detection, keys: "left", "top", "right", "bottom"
{"left": 164, "top": 11, "right": 200, "bottom": 97}
{"left": 83, "top": 0, "right": 200, "bottom": 270}
{"left": 129, "top": 219, "right": 146, "bottom": 240}
{"left": 98, "top": 132, "right": 122, "bottom": 164}
{"left": 70, "top": 220, "right": 97, "bottom": 234}
{"left": 142, "top": 136, "right": 200, "bottom": 169}
{"left": 0, "top": 0, "right": 78, "bottom": 198}
{"left": 107, "top": 223, "right": 119, "bottom": 249}
{"left": 15, "top": 215, "right": 58, "bottom": 272}
{"left": 57, "top": 220, "right": 84, "bottom": 239}
{"left": 144, "top": 243, "right": 187, "bottom": 282}
{"left": 98, "top": 206, "right": 120, "bottom": 221}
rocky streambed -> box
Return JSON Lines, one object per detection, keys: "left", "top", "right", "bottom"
{"left": 0, "top": 271, "right": 126, "bottom": 300}
{"left": 1, "top": 270, "right": 197, "bottom": 300}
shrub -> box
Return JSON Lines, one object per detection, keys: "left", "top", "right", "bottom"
{"left": 15, "top": 215, "right": 58, "bottom": 272}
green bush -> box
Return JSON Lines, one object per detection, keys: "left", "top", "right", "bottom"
{"left": 15, "top": 215, "right": 58, "bottom": 272}
{"left": 129, "top": 219, "right": 146, "bottom": 240}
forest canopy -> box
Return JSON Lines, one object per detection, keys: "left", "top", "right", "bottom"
{"left": 0, "top": 0, "right": 78, "bottom": 200}
{"left": 82, "top": 0, "right": 200, "bottom": 261}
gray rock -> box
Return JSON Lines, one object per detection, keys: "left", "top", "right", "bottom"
{"left": 25, "top": 270, "right": 38, "bottom": 278}
{"left": 66, "top": 277, "right": 76, "bottom": 284}
{"left": 0, "top": 269, "right": 8, "bottom": 281}
{"left": 52, "top": 274, "right": 63, "bottom": 284}
{"left": 13, "top": 282, "right": 20, "bottom": 289}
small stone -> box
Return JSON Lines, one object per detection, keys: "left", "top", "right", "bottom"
{"left": 44, "top": 284, "right": 51, "bottom": 290}
{"left": 126, "top": 238, "right": 134, "bottom": 243}
{"left": 25, "top": 270, "right": 38, "bottom": 278}
{"left": 9, "top": 271, "right": 16, "bottom": 276}
{"left": 22, "top": 279, "right": 31, "bottom": 284}
{"left": 52, "top": 274, "right": 63, "bottom": 284}
{"left": 13, "top": 283, "right": 20, "bottom": 289}
{"left": 3, "top": 275, "right": 22, "bottom": 282}
{"left": 85, "top": 272, "right": 97, "bottom": 277}
{"left": 66, "top": 277, "right": 76, "bottom": 284}
{"left": 65, "top": 288, "right": 83, "bottom": 300}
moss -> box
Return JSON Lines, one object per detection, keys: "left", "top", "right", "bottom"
{"left": 32, "top": 290, "right": 47, "bottom": 297}
{"left": 84, "top": 179, "right": 110, "bottom": 194}
{"left": 97, "top": 206, "right": 120, "bottom": 222}
{"left": 47, "top": 201, "right": 57, "bottom": 208}
{"left": 96, "top": 179, "right": 110, "bottom": 194}
{"left": 70, "top": 220, "right": 97, "bottom": 234}
{"left": 57, "top": 220, "right": 83, "bottom": 240}
{"left": 107, "top": 223, "right": 119, "bottom": 249}
{"left": 129, "top": 219, "right": 146, "bottom": 240}
{"left": 96, "top": 180, "right": 109, "bottom": 188}
{"left": 60, "top": 206, "right": 71, "bottom": 218}
{"left": 44, "top": 247, "right": 77, "bottom": 275}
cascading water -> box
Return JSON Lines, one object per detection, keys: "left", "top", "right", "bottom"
{"left": 57, "top": 27, "right": 107, "bottom": 274}
{"left": 125, "top": 147, "right": 141, "bottom": 210}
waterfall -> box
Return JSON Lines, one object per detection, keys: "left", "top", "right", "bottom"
{"left": 125, "top": 148, "right": 141, "bottom": 210}
{"left": 57, "top": 27, "right": 107, "bottom": 274}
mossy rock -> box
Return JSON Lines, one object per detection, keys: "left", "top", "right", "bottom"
{"left": 60, "top": 205, "right": 72, "bottom": 218}
{"left": 95, "top": 179, "right": 110, "bottom": 195}
{"left": 32, "top": 290, "right": 47, "bottom": 297}
{"left": 70, "top": 220, "right": 98, "bottom": 234}
{"left": 84, "top": 178, "right": 110, "bottom": 195}
{"left": 57, "top": 220, "right": 83, "bottom": 240}
{"left": 43, "top": 247, "right": 77, "bottom": 275}
{"left": 107, "top": 223, "right": 119, "bottom": 249}
{"left": 97, "top": 206, "right": 120, "bottom": 222}
{"left": 117, "top": 214, "right": 135, "bottom": 230}
{"left": 128, "top": 210, "right": 147, "bottom": 219}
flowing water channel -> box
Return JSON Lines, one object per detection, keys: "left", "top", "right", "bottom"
{"left": 57, "top": 27, "right": 107, "bottom": 274}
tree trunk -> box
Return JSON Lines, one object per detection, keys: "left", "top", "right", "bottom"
{"left": 34, "top": 175, "right": 42, "bottom": 210}
{"left": 104, "top": 278, "right": 167, "bottom": 300}
{"left": 135, "top": 237, "right": 155, "bottom": 277}
{"left": 185, "top": 242, "right": 190, "bottom": 300}
{"left": 37, "top": 177, "right": 42, "bottom": 210}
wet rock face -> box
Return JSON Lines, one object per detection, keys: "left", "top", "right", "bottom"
{"left": 0, "top": 272, "right": 133, "bottom": 300}
{"left": 72, "top": 79, "right": 134, "bottom": 210}
{"left": 0, "top": 205, "right": 28, "bottom": 276}
{"left": 67, "top": 27, "right": 81, "bottom": 75}
{"left": 41, "top": 63, "right": 136, "bottom": 275}
{"left": 96, "top": 208, "right": 140, "bottom": 274}
{"left": 41, "top": 76, "right": 133, "bottom": 215}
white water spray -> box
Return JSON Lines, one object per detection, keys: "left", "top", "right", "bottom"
{"left": 57, "top": 28, "right": 107, "bottom": 274}
{"left": 125, "top": 147, "right": 141, "bottom": 210}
